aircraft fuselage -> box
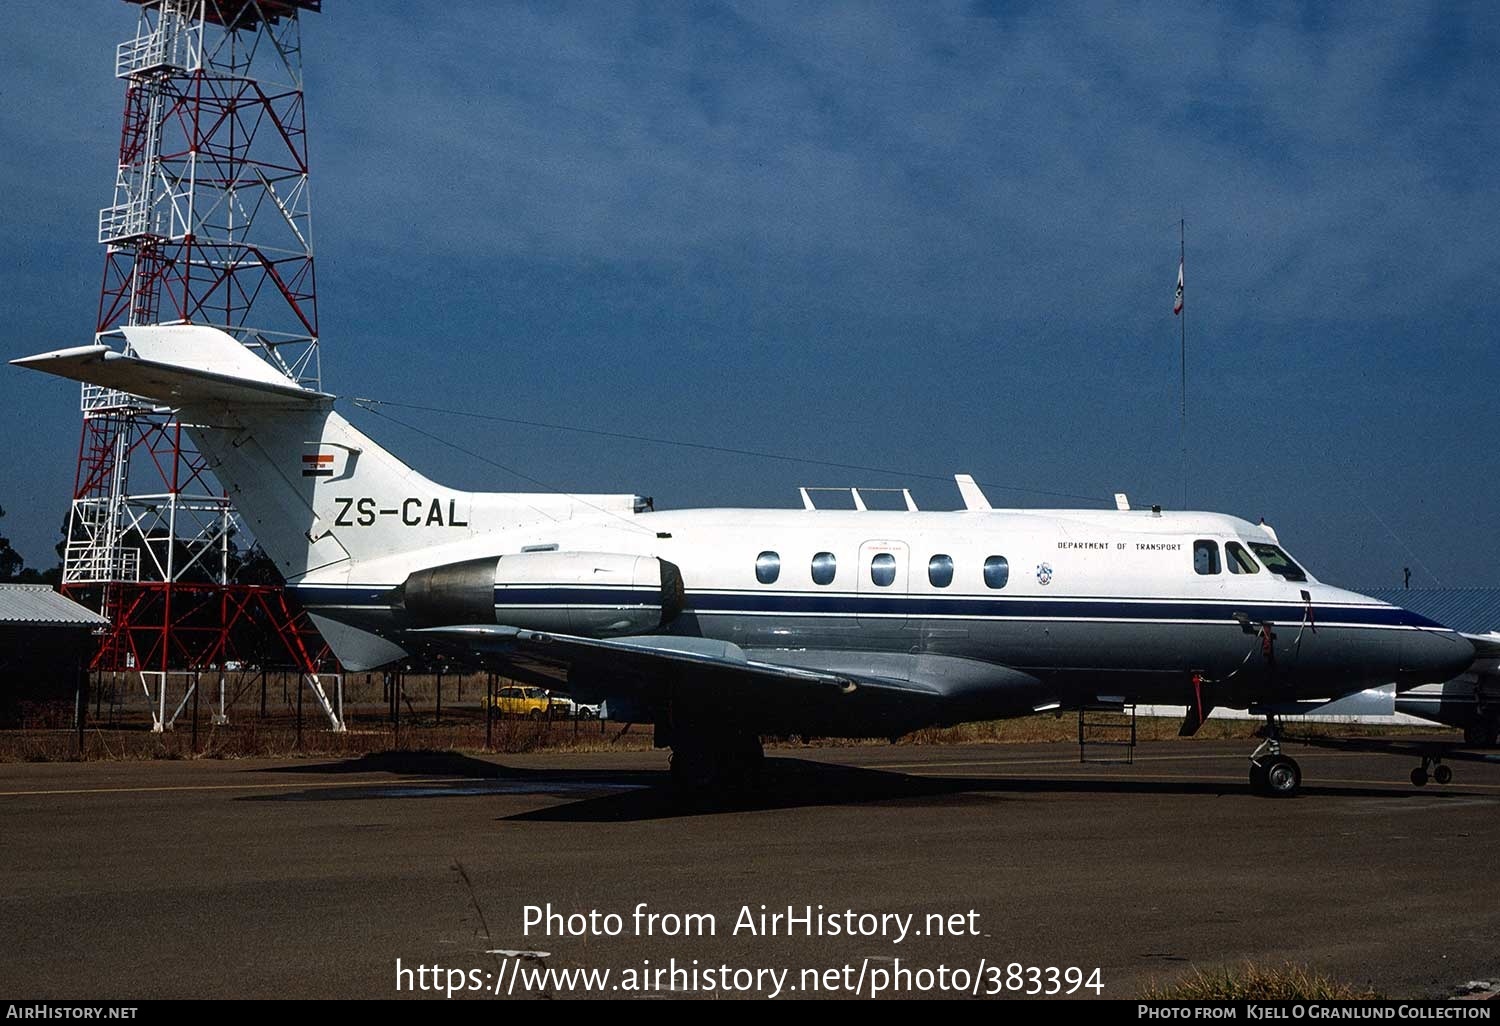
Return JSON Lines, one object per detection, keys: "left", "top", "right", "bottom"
{"left": 289, "top": 505, "right": 1471, "bottom": 736}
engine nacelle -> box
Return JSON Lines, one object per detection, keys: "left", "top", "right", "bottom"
{"left": 398, "top": 551, "right": 684, "bottom": 636}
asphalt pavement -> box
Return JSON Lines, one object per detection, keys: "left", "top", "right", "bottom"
{"left": 2, "top": 739, "right": 1496, "bottom": 1000}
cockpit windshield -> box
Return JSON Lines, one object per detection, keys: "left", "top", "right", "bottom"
{"left": 1248, "top": 543, "right": 1308, "bottom": 582}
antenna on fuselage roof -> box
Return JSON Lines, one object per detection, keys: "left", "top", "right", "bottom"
{"left": 799, "top": 486, "right": 918, "bottom": 511}
{"left": 955, "top": 474, "right": 992, "bottom": 511}
{"left": 1114, "top": 493, "right": 1131, "bottom": 511}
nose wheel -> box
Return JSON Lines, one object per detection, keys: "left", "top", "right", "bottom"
{"left": 1249, "top": 718, "right": 1302, "bottom": 797}
{"left": 1250, "top": 751, "right": 1302, "bottom": 797}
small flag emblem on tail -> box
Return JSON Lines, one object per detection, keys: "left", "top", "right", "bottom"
{"left": 302, "top": 453, "right": 334, "bottom": 478}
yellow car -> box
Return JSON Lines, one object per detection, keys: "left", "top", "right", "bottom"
{"left": 489, "top": 685, "right": 552, "bottom": 719}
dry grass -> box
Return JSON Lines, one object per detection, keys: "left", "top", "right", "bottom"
{"left": 1142, "top": 961, "right": 1383, "bottom": 1000}
{"left": 2, "top": 671, "right": 1456, "bottom": 766}
{"left": 0, "top": 716, "right": 655, "bottom": 763}
{"left": 1, "top": 711, "right": 1453, "bottom": 763}
{"left": 2, "top": 669, "right": 655, "bottom": 762}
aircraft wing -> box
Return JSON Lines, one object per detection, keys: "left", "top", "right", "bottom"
{"left": 410, "top": 625, "right": 1007, "bottom": 736}
{"left": 418, "top": 625, "right": 877, "bottom": 690}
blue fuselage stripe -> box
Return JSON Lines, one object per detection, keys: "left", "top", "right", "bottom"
{"left": 286, "top": 584, "right": 1445, "bottom": 629}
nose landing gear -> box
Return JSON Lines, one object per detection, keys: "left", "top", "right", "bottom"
{"left": 1249, "top": 717, "right": 1302, "bottom": 797}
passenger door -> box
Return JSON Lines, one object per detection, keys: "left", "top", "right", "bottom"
{"left": 856, "top": 539, "right": 908, "bottom": 633}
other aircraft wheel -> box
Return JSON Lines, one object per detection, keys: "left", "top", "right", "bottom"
{"left": 1410, "top": 767, "right": 1428, "bottom": 787}
{"left": 1260, "top": 755, "right": 1301, "bottom": 797}
{"left": 1433, "top": 764, "right": 1453, "bottom": 785}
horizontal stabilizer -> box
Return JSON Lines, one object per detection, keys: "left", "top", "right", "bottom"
{"left": 11, "top": 325, "right": 331, "bottom": 411}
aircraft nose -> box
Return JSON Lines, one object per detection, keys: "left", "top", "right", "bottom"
{"left": 1397, "top": 627, "right": 1475, "bottom": 687}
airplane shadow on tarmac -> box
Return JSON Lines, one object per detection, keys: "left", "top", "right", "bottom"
{"left": 239, "top": 750, "right": 1454, "bottom": 821}
{"left": 500, "top": 758, "right": 1449, "bottom": 822}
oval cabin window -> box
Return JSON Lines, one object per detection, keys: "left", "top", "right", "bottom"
{"left": 928, "top": 554, "right": 954, "bottom": 588}
{"left": 811, "top": 551, "right": 837, "bottom": 586}
{"left": 755, "top": 551, "right": 781, "bottom": 585}
{"left": 983, "top": 555, "right": 1009, "bottom": 589}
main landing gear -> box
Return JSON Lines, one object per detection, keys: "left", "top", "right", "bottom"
{"left": 668, "top": 729, "right": 764, "bottom": 805}
{"left": 1249, "top": 717, "right": 1301, "bottom": 797}
{"left": 1463, "top": 718, "right": 1499, "bottom": 749}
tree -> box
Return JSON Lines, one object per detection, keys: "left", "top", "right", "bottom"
{"left": 0, "top": 504, "right": 26, "bottom": 581}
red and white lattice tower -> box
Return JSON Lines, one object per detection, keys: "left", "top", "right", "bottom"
{"left": 65, "top": 0, "right": 343, "bottom": 731}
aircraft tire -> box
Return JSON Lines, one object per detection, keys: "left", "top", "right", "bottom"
{"left": 669, "top": 747, "right": 713, "bottom": 801}
{"left": 1260, "top": 755, "right": 1301, "bottom": 797}
{"left": 1410, "top": 767, "right": 1428, "bottom": 787}
{"left": 1248, "top": 761, "right": 1270, "bottom": 795}
{"left": 1433, "top": 764, "right": 1453, "bottom": 785}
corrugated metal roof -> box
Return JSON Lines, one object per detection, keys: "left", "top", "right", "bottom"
{"left": 1363, "top": 588, "right": 1500, "bottom": 636}
{"left": 0, "top": 584, "right": 109, "bottom": 627}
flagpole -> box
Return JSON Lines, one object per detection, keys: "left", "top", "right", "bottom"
{"left": 1179, "top": 218, "right": 1187, "bottom": 510}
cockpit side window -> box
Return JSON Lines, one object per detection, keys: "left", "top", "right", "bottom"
{"left": 1225, "top": 541, "right": 1260, "bottom": 575}
{"left": 1193, "top": 540, "right": 1221, "bottom": 575}
{"left": 1248, "top": 543, "right": 1308, "bottom": 582}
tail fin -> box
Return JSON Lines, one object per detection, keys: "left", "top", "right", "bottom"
{"left": 14, "top": 325, "right": 637, "bottom": 584}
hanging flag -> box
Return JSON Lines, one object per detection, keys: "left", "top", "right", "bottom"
{"left": 1173, "top": 259, "right": 1184, "bottom": 315}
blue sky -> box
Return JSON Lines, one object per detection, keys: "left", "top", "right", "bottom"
{"left": 2, "top": 2, "right": 1497, "bottom": 587}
